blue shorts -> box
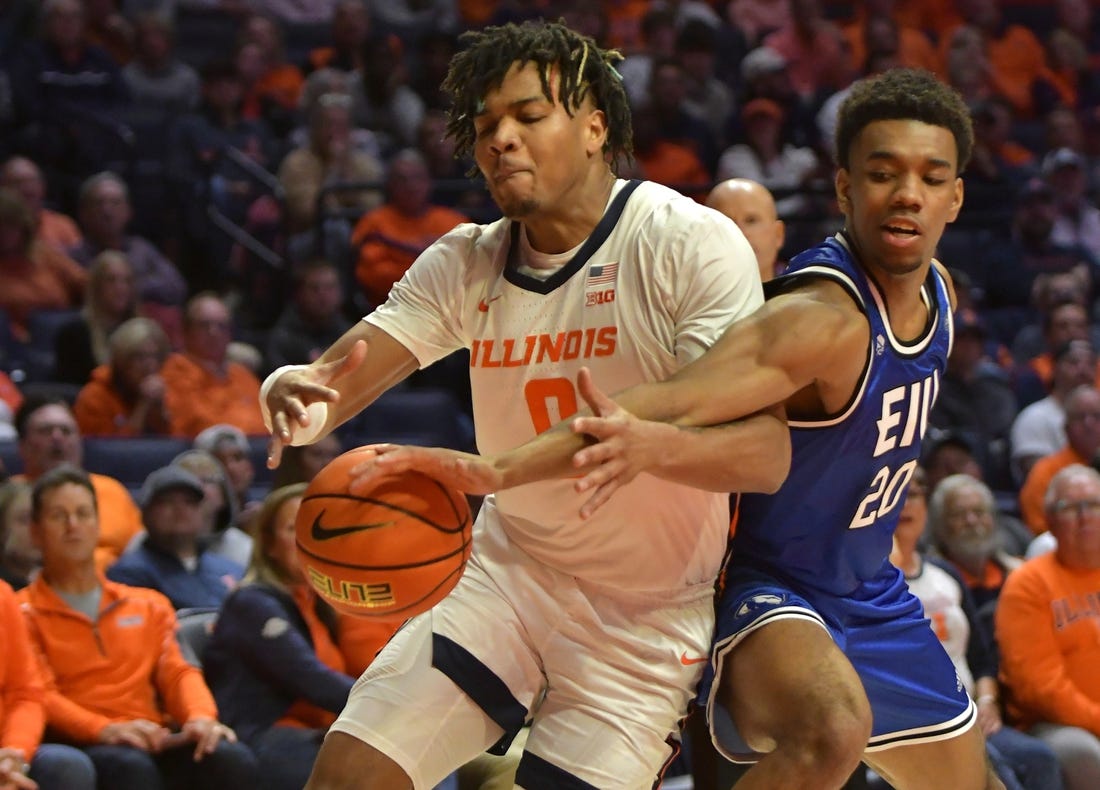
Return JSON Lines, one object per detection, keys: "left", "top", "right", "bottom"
{"left": 696, "top": 562, "right": 975, "bottom": 762}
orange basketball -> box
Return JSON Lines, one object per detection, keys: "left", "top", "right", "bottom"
{"left": 295, "top": 448, "right": 473, "bottom": 621}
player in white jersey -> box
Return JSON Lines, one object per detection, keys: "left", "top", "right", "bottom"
{"left": 260, "top": 20, "right": 786, "bottom": 790}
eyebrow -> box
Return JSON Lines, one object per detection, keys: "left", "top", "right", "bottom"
{"left": 866, "top": 150, "right": 954, "bottom": 170}
{"left": 474, "top": 95, "right": 547, "bottom": 118}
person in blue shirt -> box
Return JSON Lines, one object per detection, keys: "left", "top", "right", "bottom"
{"left": 107, "top": 466, "right": 243, "bottom": 609}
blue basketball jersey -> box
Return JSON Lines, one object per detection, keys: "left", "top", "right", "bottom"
{"left": 732, "top": 233, "right": 954, "bottom": 596}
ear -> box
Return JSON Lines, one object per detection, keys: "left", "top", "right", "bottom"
{"left": 585, "top": 108, "right": 608, "bottom": 157}
{"left": 774, "top": 218, "right": 786, "bottom": 250}
{"left": 947, "top": 176, "right": 964, "bottom": 223}
{"left": 835, "top": 168, "right": 851, "bottom": 215}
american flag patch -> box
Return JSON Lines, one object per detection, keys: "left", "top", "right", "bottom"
{"left": 587, "top": 262, "right": 618, "bottom": 287}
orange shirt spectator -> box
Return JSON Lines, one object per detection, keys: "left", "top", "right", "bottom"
{"left": 763, "top": 6, "right": 851, "bottom": 99}
{"left": 38, "top": 210, "right": 82, "bottom": 251}
{"left": 162, "top": 353, "right": 265, "bottom": 439}
{"left": 352, "top": 151, "right": 466, "bottom": 307}
{"left": 1, "top": 578, "right": 44, "bottom": 763}
{"left": 843, "top": 16, "right": 938, "bottom": 74}
{"left": 0, "top": 156, "right": 83, "bottom": 253}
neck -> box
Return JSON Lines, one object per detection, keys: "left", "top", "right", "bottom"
{"left": 522, "top": 168, "right": 616, "bottom": 254}
{"left": 43, "top": 563, "right": 99, "bottom": 595}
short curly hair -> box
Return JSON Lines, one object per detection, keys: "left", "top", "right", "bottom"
{"left": 442, "top": 20, "right": 632, "bottom": 171}
{"left": 835, "top": 68, "right": 973, "bottom": 173}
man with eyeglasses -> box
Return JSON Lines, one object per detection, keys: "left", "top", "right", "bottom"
{"left": 996, "top": 463, "right": 1100, "bottom": 790}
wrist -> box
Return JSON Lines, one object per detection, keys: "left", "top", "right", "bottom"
{"left": 977, "top": 694, "right": 998, "bottom": 706}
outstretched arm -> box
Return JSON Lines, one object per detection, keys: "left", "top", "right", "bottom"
{"left": 262, "top": 321, "right": 420, "bottom": 467}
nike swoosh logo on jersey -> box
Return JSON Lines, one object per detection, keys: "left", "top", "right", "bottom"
{"left": 310, "top": 512, "right": 395, "bottom": 541}
{"left": 477, "top": 295, "right": 502, "bottom": 312}
{"left": 680, "top": 651, "right": 709, "bottom": 666}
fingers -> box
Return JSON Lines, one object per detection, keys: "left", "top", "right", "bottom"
{"left": 579, "top": 480, "right": 619, "bottom": 520}
{"left": 267, "top": 436, "right": 286, "bottom": 469}
{"left": 325, "top": 339, "right": 368, "bottom": 386}
{"left": 571, "top": 436, "right": 621, "bottom": 470}
{"left": 576, "top": 367, "right": 617, "bottom": 417}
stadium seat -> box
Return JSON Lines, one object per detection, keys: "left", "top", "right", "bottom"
{"left": 82, "top": 436, "right": 192, "bottom": 490}
{"left": 342, "top": 388, "right": 474, "bottom": 451}
{"left": 175, "top": 607, "right": 219, "bottom": 668}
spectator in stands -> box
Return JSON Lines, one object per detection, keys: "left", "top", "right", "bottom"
{"left": 193, "top": 424, "right": 261, "bottom": 530}
{"left": 0, "top": 577, "right": 97, "bottom": 790}
{"left": 271, "top": 434, "right": 341, "bottom": 489}
{"left": 172, "top": 448, "right": 253, "bottom": 568}
{"left": 235, "top": 14, "right": 303, "bottom": 137}
{"left": 1011, "top": 339, "right": 1098, "bottom": 481}
{"left": 980, "top": 179, "right": 1097, "bottom": 345}
{"left": 726, "top": 0, "right": 789, "bottom": 47}
{"left": 640, "top": 57, "right": 719, "bottom": 177}
{"left": 277, "top": 91, "right": 383, "bottom": 254}
{"left": 1044, "top": 148, "right": 1100, "bottom": 264}
{"left": 165, "top": 58, "right": 276, "bottom": 293}
{"left": 306, "top": 0, "right": 370, "bottom": 74}
{"left": 19, "top": 465, "right": 258, "bottom": 789}
{"left": 72, "top": 317, "right": 172, "bottom": 438}
{"left": 617, "top": 7, "right": 676, "bottom": 108}
{"left": 248, "top": 0, "right": 338, "bottom": 25}
{"left": 108, "top": 464, "right": 243, "bottom": 609}
{"left": 365, "top": 0, "right": 458, "bottom": 46}
{"left": 350, "top": 35, "right": 425, "bottom": 154}
{"left": 891, "top": 469, "right": 1063, "bottom": 790}
{"left": 351, "top": 149, "right": 466, "bottom": 309}
{"left": 997, "top": 463, "right": 1100, "bottom": 790}
{"left": 265, "top": 259, "right": 353, "bottom": 372}
{"left": 1018, "top": 301, "right": 1100, "bottom": 402}
{"left": 705, "top": 178, "right": 785, "bottom": 283}
{"left": 0, "top": 156, "right": 81, "bottom": 253}
{"left": 841, "top": 0, "right": 937, "bottom": 75}
{"left": 923, "top": 432, "right": 1034, "bottom": 558}
{"left": 930, "top": 308, "right": 1018, "bottom": 490}
{"left": 13, "top": 395, "right": 142, "bottom": 572}
{"left": 1009, "top": 272, "right": 1097, "bottom": 374}
{"left": 8, "top": 0, "right": 130, "bottom": 195}
{"left": 69, "top": 172, "right": 187, "bottom": 312}
{"left": 83, "top": 0, "right": 133, "bottom": 65}
{"left": 202, "top": 483, "right": 354, "bottom": 790}
{"left": 737, "top": 44, "right": 817, "bottom": 151}
{"left": 0, "top": 480, "right": 36, "bottom": 589}
{"left": 1047, "top": 0, "right": 1100, "bottom": 111}
{"left": 414, "top": 110, "right": 486, "bottom": 216}
{"left": 620, "top": 104, "right": 710, "bottom": 200}
{"left": 928, "top": 474, "right": 1023, "bottom": 613}
{"left": 121, "top": 11, "right": 200, "bottom": 115}
{"left": 964, "top": 97, "right": 1037, "bottom": 200}
{"left": 716, "top": 97, "right": 822, "bottom": 219}
{"left": 940, "top": 0, "right": 1071, "bottom": 118}
{"left": 0, "top": 188, "right": 86, "bottom": 342}
{"left": 161, "top": 292, "right": 267, "bottom": 438}
{"left": 675, "top": 21, "right": 733, "bottom": 154}
{"left": 53, "top": 251, "right": 139, "bottom": 388}
{"left": 1019, "top": 384, "right": 1100, "bottom": 536}
{"left": 761, "top": 0, "right": 851, "bottom": 102}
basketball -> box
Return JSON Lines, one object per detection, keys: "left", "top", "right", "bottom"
{"left": 295, "top": 448, "right": 473, "bottom": 621}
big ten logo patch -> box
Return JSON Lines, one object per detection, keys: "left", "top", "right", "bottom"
{"left": 585, "top": 289, "right": 616, "bottom": 307}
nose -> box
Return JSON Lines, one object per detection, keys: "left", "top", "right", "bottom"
{"left": 487, "top": 118, "right": 520, "bottom": 156}
{"left": 890, "top": 172, "right": 923, "bottom": 210}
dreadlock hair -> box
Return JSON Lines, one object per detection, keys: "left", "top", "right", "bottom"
{"left": 834, "top": 68, "right": 973, "bottom": 173}
{"left": 442, "top": 20, "right": 632, "bottom": 172}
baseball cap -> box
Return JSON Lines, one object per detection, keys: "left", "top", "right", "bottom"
{"left": 139, "top": 466, "right": 205, "bottom": 510}
{"left": 742, "top": 97, "right": 785, "bottom": 122}
{"left": 194, "top": 423, "right": 249, "bottom": 455}
{"left": 740, "top": 47, "right": 787, "bottom": 83}
{"left": 1041, "top": 147, "right": 1085, "bottom": 177}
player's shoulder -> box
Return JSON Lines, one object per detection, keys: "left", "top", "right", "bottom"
{"left": 627, "top": 180, "right": 735, "bottom": 233}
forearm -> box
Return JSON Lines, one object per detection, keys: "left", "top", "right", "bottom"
{"left": 635, "top": 408, "right": 789, "bottom": 493}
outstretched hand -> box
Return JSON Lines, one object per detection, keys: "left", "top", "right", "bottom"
{"left": 348, "top": 444, "right": 503, "bottom": 495}
{"left": 570, "top": 367, "right": 666, "bottom": 518}
{"left": 267, "top": 339, "right": 368, "bottom": 468}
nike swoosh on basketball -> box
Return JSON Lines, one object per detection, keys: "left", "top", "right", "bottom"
{"left": 477, "top": 295, "right": 502, "bottom": 312}
{"left": 310, "top": 512, "right": 395, "bottom": 541}
{"left": 680, "top": 651, "right": 708, "bottom": 666}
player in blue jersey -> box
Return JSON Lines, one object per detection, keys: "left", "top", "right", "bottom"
{"left": 357, "top": 68, "right": 1005, "bottom": 789}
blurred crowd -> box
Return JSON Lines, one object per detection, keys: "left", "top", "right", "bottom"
{"left": 2, "top": 0, "right": 1100, "bottom": 788}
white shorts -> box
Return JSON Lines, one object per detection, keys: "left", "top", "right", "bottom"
{"left": 330, "top": 512, "right": 715, "bottom": 790}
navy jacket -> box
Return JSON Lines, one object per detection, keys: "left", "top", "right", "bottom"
{"left": 202, "top": 584, "right": 354, "bottom": 744}
{"left": 107, "top": 538, "right": 243, "bottom": 610}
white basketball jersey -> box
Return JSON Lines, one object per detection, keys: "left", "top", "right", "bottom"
{"left": 906, "top": 560, "right": 975, "bottom": 695}
{"left": 366, "top": 179, "right": 762, "bottom": 592}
